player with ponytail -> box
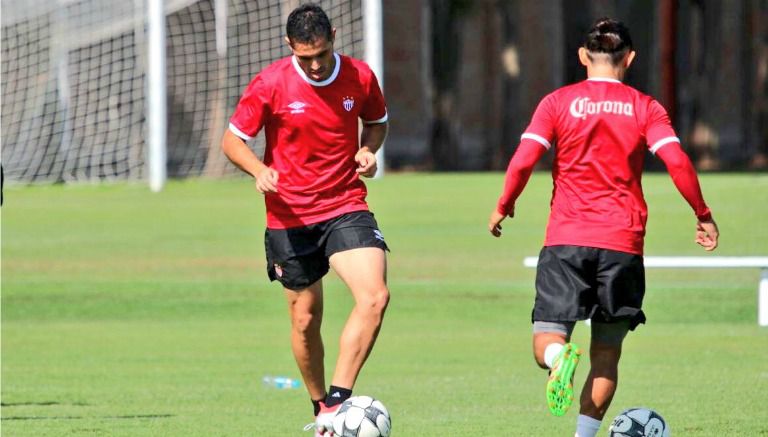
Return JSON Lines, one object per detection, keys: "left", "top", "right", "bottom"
{"left": 488, "top": 17, "right": 718, "bottom": 437}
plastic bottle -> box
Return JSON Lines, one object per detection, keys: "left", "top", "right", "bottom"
{"left": 262, "top": 375, "right": 301, "bottom": 389}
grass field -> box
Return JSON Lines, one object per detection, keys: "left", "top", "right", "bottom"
{"left": 2, "top": 173, "right": 767, "bottom": 436}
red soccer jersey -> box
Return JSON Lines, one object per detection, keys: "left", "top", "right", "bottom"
{"left": 522, "top": 78, "right": 685, "bottom": 254}
{"left": 229, "top": 53, "right": 388, "bottom": 229}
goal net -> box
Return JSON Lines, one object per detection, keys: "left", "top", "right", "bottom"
{"left": 1, "top": 0, "right": 364, "bottom": 183}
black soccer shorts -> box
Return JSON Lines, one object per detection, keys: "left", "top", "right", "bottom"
{"left": 264, "top": 211, "right": 389, "bottom": 291}
{"left": 532, "top": 245, "right": 646, "bottom": 330}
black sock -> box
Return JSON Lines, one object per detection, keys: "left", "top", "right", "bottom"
{"left": 325, "top": 385, "right": 352, "bottom": 407}
{"left": 312, "top": 397, "right": 325, "bottom": 416}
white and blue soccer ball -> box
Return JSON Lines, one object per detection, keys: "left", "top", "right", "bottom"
{"left": 608, "top": 407, "right": 670, "bottom": 437}
{"left": 331, "top": 395, "right": 391, "bottom": 437}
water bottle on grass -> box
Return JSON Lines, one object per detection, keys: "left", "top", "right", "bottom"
{"left": 263, "top": 375, "right": 301, "bottom": 389}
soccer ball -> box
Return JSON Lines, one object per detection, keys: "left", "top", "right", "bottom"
{"left": 331, "top": 395, "right": 391, "bottom": 437}
{"left": 608, "top": 407, "right": 670, "bottom": 437}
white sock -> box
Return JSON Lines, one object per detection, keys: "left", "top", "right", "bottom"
{"left": 543, "top": 343, "right": 564, "bottom": 368}
{"left": 574, "top": 414, "right": 602, "bottom": 437}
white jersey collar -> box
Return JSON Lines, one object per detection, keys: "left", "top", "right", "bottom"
{"left": 587, "top": 77, "right": 622, "bottom": 84}
{"left": 292, "top": 52, "right": 341, "bottom": 87}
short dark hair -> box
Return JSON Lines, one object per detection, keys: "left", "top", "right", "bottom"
{"left": 583, "top": 18, "right": 633, "bottom": 66}
{"left": 286, "top": 3, "right": 333, "bottom": 44}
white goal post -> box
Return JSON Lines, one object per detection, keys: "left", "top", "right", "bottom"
{"left": 147, "top": 0, "right": 385, "bottom": 190}
{"left": 522, "top": 256, "right": 768, "bottom": 327}
{"left": 363, "top": 0, "right": 385, "bottom": 179}
{"left": 2, "top": 0, "right": 376, "bottom": 189}
{"left": 147, "top": 0, "right": 167, "bottom": 192}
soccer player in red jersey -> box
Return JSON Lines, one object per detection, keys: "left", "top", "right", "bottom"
{"left": 488, "top": 18, "right": 719, "bottom": 437}
{"left": 220, "top": 4, "right": 389, "bottom": 436}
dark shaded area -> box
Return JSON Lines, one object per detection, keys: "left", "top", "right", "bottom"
{"left": 384, "top": 0, "right": 768, "bottom": 171}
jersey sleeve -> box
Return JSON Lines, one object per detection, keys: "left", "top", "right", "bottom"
{"left": 644, "top": 99, "right": 679, "bottom": 154}
{"left": 360, "top": 70, "right": 388, "bottom": 124}
{"left": 229, "top": 74, "right": 271, "bottom": 140}
{"left": 520, "top": 93, "right": 557, "bottom": 150}
{"left": 496, "top": 139, "right": 547, "bottom": 215}
{"left": 494, "top": 94, "right": 556, "bottom": 214}
{"left": 655, "top": 142, "right": 712, "bottom": 221}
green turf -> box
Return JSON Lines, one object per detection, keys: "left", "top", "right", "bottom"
{"left": 2, "top": 173, "right": 767, "bottom": 436}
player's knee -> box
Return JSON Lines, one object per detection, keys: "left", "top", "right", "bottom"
{"left": 291, "top": 310, "right": 321, "bottom": 335}
{"left": 370, "top": 286, "right": 390, "bottom": 314}
{"left": 356, "top": 286, "right": 390, "bottom": 317}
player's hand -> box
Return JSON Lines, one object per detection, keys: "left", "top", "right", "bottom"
{"left": 489, "top": 208, "right": 514, "bottom": 237}
{"left": 255, "top": 167, "right": 279, "bottom": 193}
{"left": 695, "top": 219, "right": 719, "bottom": 251}
{"left": 355, "top": 148, "right": 377, "bottom": 178}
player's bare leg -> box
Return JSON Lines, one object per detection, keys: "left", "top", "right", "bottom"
{"left": 579, "top": 340, "right": 621, "bottom": 419}
{"left": 329, "top": 247, "right": 389, "bottom": 388}
{"left": 284, "top": 279, "right": 326, "bottom": 401}
{"left": 533, "top": 332, "right": 567, "bottom": 369}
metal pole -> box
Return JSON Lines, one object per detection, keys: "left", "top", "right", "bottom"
{"left": 148, "top": 0, "right": 167, "bottom": 192}
{"left": 363, "top": 0, "right": 385, "bottom": 178}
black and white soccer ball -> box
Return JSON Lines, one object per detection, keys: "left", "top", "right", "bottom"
{"left": 331, "top": 395, "right": 391, "bottom": 437}
{"left": 608, "top": 407, "right": 670, "bottom": 437}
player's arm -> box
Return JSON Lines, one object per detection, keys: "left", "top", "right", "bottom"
{"left": 646, "top": 98, "right": 718, "bottom": 251}
{"left": 357, "top": 66, "right": 388, "bottom": 178}
{"left": 223, "top": 74, "right": 278, "bottom": 193}
{"left": 489, "top": 94, "right": 555, "bottom": 237}
{"left": 221, "top": 129, "right": 278, "bottom": 193}
{"left": 488, "top": 140, "right": 547, "bottom": 237}
{"left": 655, "top": 143, "right": 718, "bottom": 251}
{"left": 356, "top": 121, "right": 388, "bottom": 178}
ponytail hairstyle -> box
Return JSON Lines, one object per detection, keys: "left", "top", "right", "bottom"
{"left": 583, "top": 18, "right": 633, "bottom": 66}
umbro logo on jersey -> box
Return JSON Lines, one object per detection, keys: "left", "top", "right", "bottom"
{"left": 569, "top": 97, "right": 633, "bottom": 119}
{"left": 288, "top": 101, "right": 307, "bottom": 114}
{"left": 343, "top": 96, "right": 355, "bottom": 112}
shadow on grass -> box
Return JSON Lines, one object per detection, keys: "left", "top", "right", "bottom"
{"left": 1, "top": 401, "right": 88, "bottom": 407}
{"left": 2, "top": 414, "right": 174, "bottom": 421}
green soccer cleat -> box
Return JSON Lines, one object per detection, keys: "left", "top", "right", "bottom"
{"left": 546, "top": 342, "right": 581, "bottom": 416}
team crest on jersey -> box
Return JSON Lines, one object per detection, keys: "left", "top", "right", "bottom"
{"left": 274, "top": 263, "right": 283, "bottom": 277}
{"left": 342, "top": 96, "right": 355, "bottom": 111}
{"left": 288, "top": 101, "right": 306, "bottom": 114}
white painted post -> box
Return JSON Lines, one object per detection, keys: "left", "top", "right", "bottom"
{"left": 148, "top": 0, "right": 167, "bottom": 192}
{"left": 522, "top": 256, "right": 768, "bottom": 326}
{"left": 363, "top": 0, "right": 385, "bottom": 178}
{"left": 759, "top": 269, "right": 768, "bottom": 327}
{"left": 215, "top": 0, "right": 227, "bottom": 57}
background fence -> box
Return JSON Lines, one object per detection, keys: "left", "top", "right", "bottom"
{"left": 1, "top": 0, "right": 364, "bottom": 183}
{"left": 3, "top": 0, "right": 767, "bottom": 185}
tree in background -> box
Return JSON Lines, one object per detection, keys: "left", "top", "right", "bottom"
{"left": 429, "top": 0, "right": 473, "bottom": 170}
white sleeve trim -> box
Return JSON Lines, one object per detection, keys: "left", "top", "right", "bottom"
{"left": 520, "top": 133, "right": 551, "bottom": 150}
{"left": 229, "top": 123, "right": 253, "bottom": 141}
{"left": 362, "top": 112, "right": 388, "bottom": 124}
{"left": 649, "top": 136, "right": 680, "bottom": 154}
